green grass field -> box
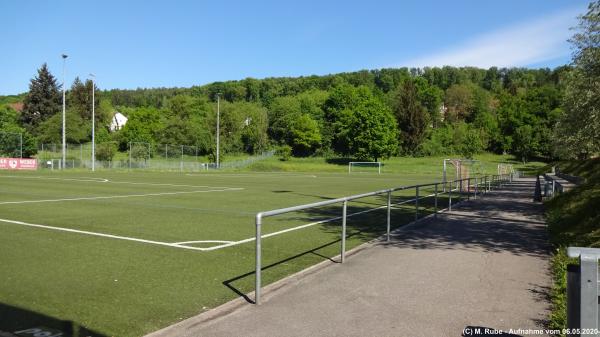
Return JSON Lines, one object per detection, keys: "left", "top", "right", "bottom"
{"left": 0, "top": 154, "right": 544, "bottom": 337}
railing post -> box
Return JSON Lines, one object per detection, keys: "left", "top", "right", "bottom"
{"left": 255, "top": 213, "right": 262, "bottom": 305}
{"left": 415, "top": 186, "right": 419, "bottom": 221}
{"left": 580, "top": 254, "right": 598, "bottom": 334}
{"left": 448, "top": 180, "right": 452, "bottom": 211}
{"left": 341, "top": 200, "right": 347, "bottom": 263}
{"left": 458, "top": 179, "right": 462, "bottom": 202}
{"left": 434, "top": 183, "right": 438, "bottom": 217}
{"left": 567, "top": 264, "right": 581, "bottom": 331}
{"left": 386, "top": 191, "right": 391, "bottom": 242}
{"left": 467, "top": 178, "right": 470, "bottom": 200}
{"left": 474, "top": 177, "right": 478, "bottom": 199}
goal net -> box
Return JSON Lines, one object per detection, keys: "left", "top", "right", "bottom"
{"left": 443, "top": 159, "right": 482, "bottom": 190}
{"left": 348, "top": 162, "right": 381, "bottom": 174}
{"left": 498, "top": 163, "right": 514, "bottom": 176}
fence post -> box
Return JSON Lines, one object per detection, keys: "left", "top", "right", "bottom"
{"left": 255, "top": 213, "right": 262, "bottom": 305}
{"left": 458, "top": 179, "right": 462, "bottom": 202}
{"left": 474, "top": 177, "right": 478, "bottom": 199}
{"left": 415, "top": 186, "right": 419, "bottom": 221}
{"left": 128, "top": 142, "right": 132, "bottom": 170}
{"left": 434, "top": 183, "right": 438, "bottom": 217}
{"left": 341, "top": 200, "right": 347, "bottom": 263}
{"left": 386, "top": 191, "right": 391, "bottom": 242}
{"left": 448, "top": 180, "right": 452, "bottom": 211}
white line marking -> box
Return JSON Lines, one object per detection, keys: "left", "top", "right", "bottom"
{"left": 0, "top": 189, "right": 447, "bottom": 252}
{"left": 0, "top": 175, "right": 235, "bottom": 189}
{"left": 0, "top": 175, "right": 109, "bottom": 183}
{"left": 0, "top": 187, "right": 244, "bottom": 205}
{"left": 173, "top": 240, "right": 234, "bottom": 245}
{"left": 186, "top": 173, "right": 317, "bottom": 178}
{"left": 0, "top": 218, "right": 207, "bottom": 251}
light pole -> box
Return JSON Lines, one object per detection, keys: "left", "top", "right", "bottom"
{"left": 216, "top": 93, "right": 221, "bottom": 169}
{"left": 89, "top": 73, "right": 96, "bottom": 172}
{"left": 61, "top": 54, "right": 68, "bottom": 169}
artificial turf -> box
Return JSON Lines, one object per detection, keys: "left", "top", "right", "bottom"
{"left": 0, "top": 155, "right": 543, "bottom": 336}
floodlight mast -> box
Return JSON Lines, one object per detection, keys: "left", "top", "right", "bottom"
{"left": 216, "top": 93, "right": 221, "bottom": 169}
{"left": 61, "top": 54, "right": 68, "bottom": 169}
{"left": 89, "top": 73, "right": 96, "bottom": 172}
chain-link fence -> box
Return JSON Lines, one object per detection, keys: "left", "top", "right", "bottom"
{"left": 35, "top": 142, "right": 272, "bottom": 171}
{"left": 0, "top": 132, "right": 23, "bottom": 158}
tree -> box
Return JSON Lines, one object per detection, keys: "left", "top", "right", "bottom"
{"left": 349, "top": 100, "right": 399, "bottom": 161}
{"left": 553, "top": 1, "right": 600, "bottom": 158}
{"left": 393, "top": 80, "right": 430, "bottom": 154}
{"left": 21, "top": 64, "right": 61, "bottom": 131}
{"left": 0, "top": 106, "right": 37, "bottom": 157}
{"left": 444, "top": 84, "right": 474, "bottom": 122}
{"left": 324, "top": 85, "right": 398, "bottom": 160}
{"left": 95, "top": 142, "right": 118, "bottom": 163}
{"left": 290, "top": 114, "right": 321, "bottom": 156}
{"left": 513, "top": 125, "right": 536, "bottom": 163}
{"left": 68, "top": 77, "right": 100, "bottom": 121}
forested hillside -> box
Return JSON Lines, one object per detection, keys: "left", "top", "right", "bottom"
{"left": 0, "top": 65, "right": 583, "bottom": 162}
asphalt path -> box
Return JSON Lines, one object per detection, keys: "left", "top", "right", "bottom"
{"left": 149, "top": 178, "right": 551, "bottom": 337}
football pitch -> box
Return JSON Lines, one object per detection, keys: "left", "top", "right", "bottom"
{"left": 0, "top": 168, "right": 476, "bottom": 336}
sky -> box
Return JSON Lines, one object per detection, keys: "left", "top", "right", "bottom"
{"left": 0, "top": 0, "right": 589, "bottom": 95}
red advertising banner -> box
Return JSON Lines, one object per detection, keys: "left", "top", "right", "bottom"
{"left": 0, "top": 158, "right": 38, "bottom": 170}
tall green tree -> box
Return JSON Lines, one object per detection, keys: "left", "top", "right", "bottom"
{"left": 393, "top": 80, "right": 430, "bottom": 154}
{"left": 324, "top": 85, "right": 398, "bottom": 160}
{"left": 554, "top": 1, "right": 600, "bottom": 158}
{"left": 21, "top": 64, "right": 61, "bottom": 131}
{"left": 289, "top": 114, "right": 321, "bottom": 156}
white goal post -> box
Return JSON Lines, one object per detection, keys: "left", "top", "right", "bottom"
{"left": 442, "top": 159, "right": 482, "bottom": 189}
{"left": 498, "top": 163, "right": 514, "bottom": 175}
{"left": 348, "top": 162, "right": 382, "bottom": 174}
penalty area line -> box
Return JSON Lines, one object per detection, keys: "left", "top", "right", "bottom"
{"left": 0, "top": 218, "right": 209, "bottom": 251}
{"left": 0, "top": 187, "right": 244, "bottom": 205}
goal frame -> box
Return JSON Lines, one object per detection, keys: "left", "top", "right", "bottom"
{"left": 348, "top": 161, "right": 382, "bottom": 174}
{"left": 497, "top": 163, "right": 514, "bottom": 175}
{"left": 442, "top": 159, "right": 481, "bottom": 184}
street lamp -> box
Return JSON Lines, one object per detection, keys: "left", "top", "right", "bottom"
{"left": 216, "top": 93, "right": 221, "bottom": 169}
{"left": 61, "top": 54, "right": 68, "bottom": 169}
{"left": 89, "top": 73, "right": 96, "bottom": 172}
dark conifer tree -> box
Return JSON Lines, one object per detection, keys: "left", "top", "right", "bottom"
{"left": 21, "top": 63, "right": 61, "bottom": 131}
{"left": 393, "top": 80, "right": 430, "bottom": 154}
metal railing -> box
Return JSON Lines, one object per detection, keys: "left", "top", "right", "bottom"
{"left": 253, "top": 173, "right": 513, "bottom": 304}
{"left": 567, "top": 247, "right": 600, "bottom": 336}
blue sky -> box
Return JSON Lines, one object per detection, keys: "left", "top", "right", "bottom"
{"left": 1, "top": 0, "right": 589, "bottom": 95}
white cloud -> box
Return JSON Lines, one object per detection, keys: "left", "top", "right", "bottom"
{"left": 401, "top": 8, "right": 581, "bottom": 68}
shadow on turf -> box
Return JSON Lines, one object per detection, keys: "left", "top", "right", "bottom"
{"left": 0, "top": 302, "right": 105, "bottom": 337}
{"left": 222, "top": 239, "right": 345, "bottom": 304}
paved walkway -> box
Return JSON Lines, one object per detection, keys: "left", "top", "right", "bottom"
{"left": 149, "top": 178, "right": 551, "bottom": 337}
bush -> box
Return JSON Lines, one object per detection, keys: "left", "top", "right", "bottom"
{"left": 95, "top": 142, "right": 118, "bottom": 162}
{"left": 276, "top": 145, "right": 292, "bottom": 161}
